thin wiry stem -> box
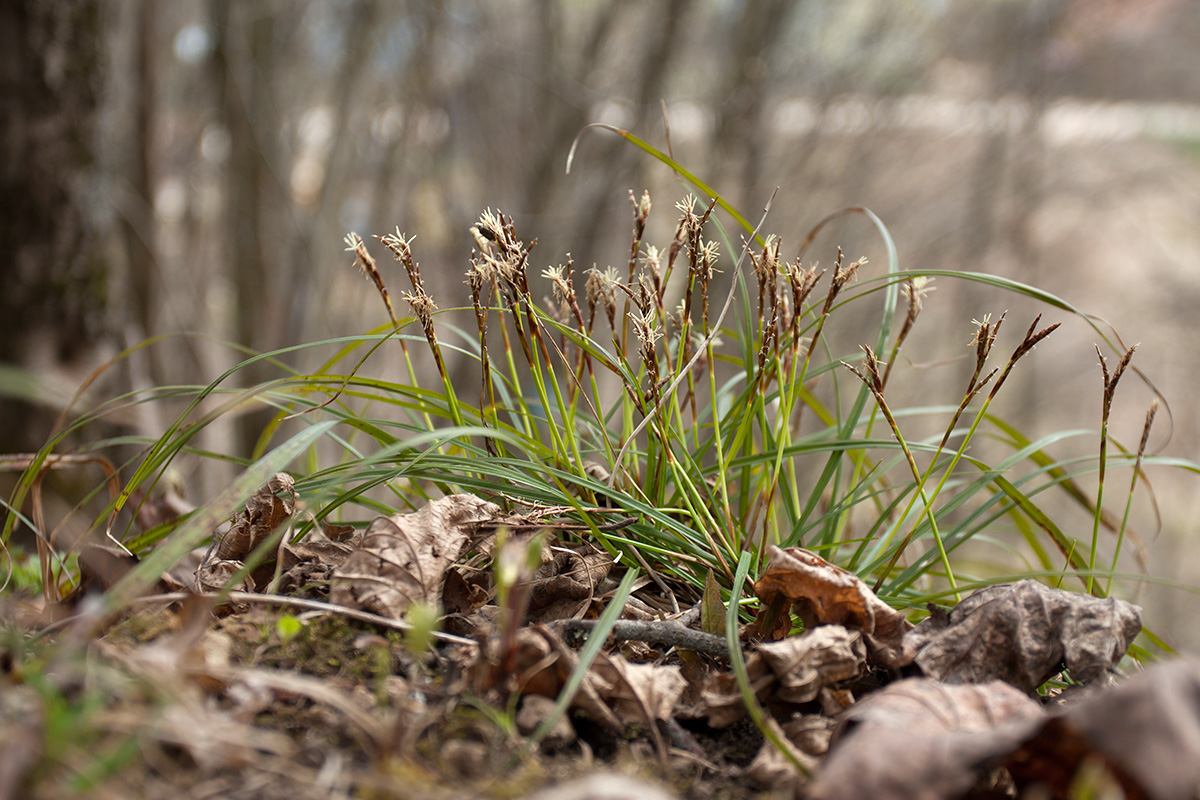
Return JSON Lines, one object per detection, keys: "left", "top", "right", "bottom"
{"left": 1107, "top": 399, "right": 1156, "bottom": 595}
{"left": 1090, "top": 344, "right": 1136, "bottom": 594}
{"left": 844, "top": 346, "right": 957, "bottom": 597}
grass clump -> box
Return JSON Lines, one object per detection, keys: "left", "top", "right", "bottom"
{"left": 3, "top": 137, "right": 1192, "bottom": 797}
{"left": 1, "top": 145, "right": 1177, "bottom": 651}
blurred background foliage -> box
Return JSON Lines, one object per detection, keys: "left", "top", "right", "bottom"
{"left": 4, "top": 0, "right": 1200, "bottom": 643}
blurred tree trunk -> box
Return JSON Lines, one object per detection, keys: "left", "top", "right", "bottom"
{"left": 519, "top": 0, "right": 632, "bottom": 227}
{"left": 709, "top": 0, "right": 798, "bottom": 206}
{"left": 123, "top": 0, "right": 158, "bottom": 345}
{"left": 570, "top": 0, "right": 695, "bottom": 264}
{"left": 212, "top": 0, "right": 281, "bottom": 454}
{"left": 0, "top": 0, "right": 111, "bottom": 451}
{"left": 213, "top": 0, "right": 275, "bottom": 357}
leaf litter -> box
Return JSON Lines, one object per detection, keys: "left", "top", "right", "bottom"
{"left": 5, "top": 479, "right": 1199, "bottom": 800}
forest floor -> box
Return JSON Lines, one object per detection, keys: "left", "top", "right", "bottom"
{"left": 5, "top": 484, "right": 1200, "bottom": 799}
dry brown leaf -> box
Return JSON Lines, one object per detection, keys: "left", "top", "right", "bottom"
{"left": 745, "top": 717, "right": 821, "bottom": 796}
{"left": 783, "top": 713, "right": 837, "bottom": 757}
{"left": 442, "top": 567, "right": 492, "bottom": 615}
{"left": 807, "top": 678, "right": 1044, "bottom": 800}
{"left": 703, "top": 626, "right": 866, "bottom": 728}
{"left": 703, "top": 652, "right": 776, "bottom": 728}
{"left": 902, "top": 580, "right": 1142, "bottom": 693}
{"left": 516, "top": 694, "right": 577, "bottom": 748}
{"left": 753, "top": 546, "right": 912, "bottom": 665}
{"left": 592, "top": 654, "right": 687, "bottom": 724}
{"left": 496, "top": 625, "right": 624, "bottom": 732}
{"left": 193, "top": 473, "right": 297, "bottom": 593}
{"left": 329, "top": 494, "right": 500, "bottom": 619}
{"left": 758, "top": 626, "right": 868, "bottom": 704}
{"left": 274, "top": 538, "right": 355, "bottom": 596}
{"left": 527, "top": 542, "right": 613, "bottom": 618}
{"left": 321, "top": 520, "right": 356, "bottom": 542}
{"left": 1007, "top": 658, "right": 1200, "bottom": 799}
{"left": 214, "top": 473, "right": 296, "bottom": 560}
{"left": 195, "top": 557, "right": 255, "bottom": 593}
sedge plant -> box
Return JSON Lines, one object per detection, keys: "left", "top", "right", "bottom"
{"left": 1, "top": 144, "right": 1181, "bottom": 662}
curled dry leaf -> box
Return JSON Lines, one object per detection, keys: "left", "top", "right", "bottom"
{"left": 902, "top": 580, "right": 1142, "bottom": 693}
{"left": 807, "top": 678, "right": 1044, "bottom": 800}
{"left": 475, "top": 624, "right": 623, "bottom": 732}
{"left": 527, "top": 542, "right": 613, "bottom": 620}
{"left": 442, "top": 567, "right": 492, "bottom": 615}
{"left": 1007, "top": 658, "right": 1200, "bottom": 800}
{"left": 783, "top": 713, "right": 838, "bottom": 757}
{"left": 745, "top": 717, "right": 821, "bottom": 795}
{"left": 479, "top": 625, "right": 687, "bottom": 733}
{"left": 592, "top": 654, "right": 687, "bottom": 725}
{"left": 704, "top": 626, "right": 866, "bottom": 728}
{"left": 274, "top": 539, "right": 356, "bottom": 597}
{"left": 516, "top": 694, "right": 577, "bottom": 748}
{"left": 196, "top": 558, "right": 254, "bottom": 594}
{"left": 195, "top": 473, "right": 297, "bottom": 593}
{"left": 759, "top": 625, "right": 868, "bottom": 705}
{"left": 753, "top": 546, "right": 912, "bottom": 665}
{"left": 329, "top": 494, "right": 500, "bottom": 619}
{"left": 214, "top": 473, "right": 296, "bottom": 560}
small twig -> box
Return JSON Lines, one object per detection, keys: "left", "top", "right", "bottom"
{"left": 629, "top": 546, "right": 680, "bottom": 615}
{"left": 672, "top": 600, "right": 703, "bottom": 628}
{"left": 559, "top": 618, "right": 729, "bottom": 659}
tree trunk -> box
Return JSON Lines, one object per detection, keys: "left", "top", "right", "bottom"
{"left": 0, "top": 0, "right": 111, "bottom": 452}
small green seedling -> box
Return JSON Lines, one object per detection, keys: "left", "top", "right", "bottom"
{"left": 404, "top": 600, "right": 440, "bottom": 659}
{"left": 275, "top": 613, "right": 304, "bottom": 644}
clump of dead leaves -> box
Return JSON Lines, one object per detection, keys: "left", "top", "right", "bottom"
{"left": 6, "top": 475, "right": 1200, "bottom": 800}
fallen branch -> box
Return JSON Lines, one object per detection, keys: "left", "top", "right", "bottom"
{"left": 559, "top": 618, "right": 730, "bottom": 659}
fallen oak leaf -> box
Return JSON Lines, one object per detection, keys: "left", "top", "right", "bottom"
{"left": 758, "top": 625, "right": 867, "bottom": 705}
{"left": 753, "top": 546, "right": 912, "bottom": 666}
{"left": 745, "top": 717, "right": 821, "bottom": 795}
{"left": 273, "top": 538, "right": 356, "bottom": 596}
{"left": 703, "top": 626, "right": 866, "bottom": 727}
{"left": 473, "top": 624, "right": 623, "bottom": 733}
{"left": 195, "top": 473, "right": 297, "bottom": 593}
{"left": 527, "top": 541, "right": 613, "bottom": 620}
{"left": 1007, "top": 657, "right": 1200, "bottom": 799}
{"left": 901, "top": 579, "right": 1142, "bottom": 693}
{"left": 807, "top": 678, "right": 1044, "bottom": 800}
{"left": 213, "top": 473, "right": 296, "bottom": 561}
{"left": 591, "top": 654, "right": 687, "bottom": 725}
{"left": 515, "top": 695, "right": 577, "bottom": 749}
{"left": 329, "top": 494, "right": 501, "bottom": 619}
